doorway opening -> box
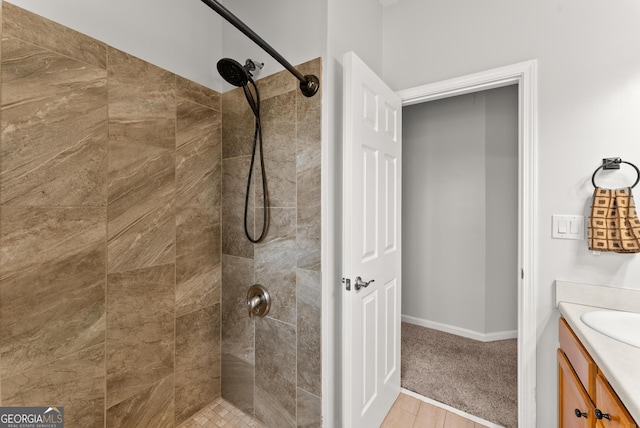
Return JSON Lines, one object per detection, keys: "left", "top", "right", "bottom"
{"left": 401, "top": 84, "right": 518, "bottom": 427}
{"left": 396, "top": 60, "right": 538, "bottom": 427}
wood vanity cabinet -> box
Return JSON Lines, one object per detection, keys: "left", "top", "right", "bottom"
{"left": 558, "top": 318, "right": 638, "bottom": 428}
{"left": 558, "top": 348, "right": 594, "bottom": 427}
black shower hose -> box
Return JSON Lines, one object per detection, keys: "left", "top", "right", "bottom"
{"left": 242, "top": 79, "right": 268, "bottom": 243}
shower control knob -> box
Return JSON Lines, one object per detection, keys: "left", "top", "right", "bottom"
{"left": 354, "top": 276, "right": 374, "bottom": 291}
{"left": 247, "top": 284, "right": 271, "bottom": 318}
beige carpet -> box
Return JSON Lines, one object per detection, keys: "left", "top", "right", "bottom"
{"left": 401, "top": 322, "right": 517, "bottom": 428}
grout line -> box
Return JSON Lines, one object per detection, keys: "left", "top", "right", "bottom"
{"left": 104, "top": 44, "right": 110, "bottom": 428}
{"left": 296, "top": 386, "right": 321, "bottom": 401}
{"left": 104, "top": 261, "right": 176, "bottom": 276}
{"left": 217, "top": 101, "right": 223, "bottom": 402}
{"left": 174, "top": 94, "right": 221, "bottom": 113}
{"left": 221, "top": 153, "right": 252, "bottom": 162}
{"left": 173, "top": 72, "right": 178, "bottom": 427}
{"left": 294, "top": 81, "right": 300, "bottom": 428}
{"left": 3, "top": 29, "right": 108, "bottom": 71}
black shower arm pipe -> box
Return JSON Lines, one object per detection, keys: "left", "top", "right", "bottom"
{"left": 200, "top": 0, "right": 319, "bottom": 97}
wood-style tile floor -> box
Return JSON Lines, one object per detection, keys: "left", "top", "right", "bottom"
{"left": 381, "top": 393, "right": 490, "bottom": 428}
{"left": 180, "top": 393, "right": 486, "bottom": 428}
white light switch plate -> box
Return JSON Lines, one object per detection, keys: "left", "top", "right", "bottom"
{"left": 552, "top": 215, "right": 584, "bottom": 240}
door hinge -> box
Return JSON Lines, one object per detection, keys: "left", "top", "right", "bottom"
{"left": 521, "top": 268, "right": 524, "bottom": 279}
{"left": 342, "top": 277, "right": 351, "bottom": 291}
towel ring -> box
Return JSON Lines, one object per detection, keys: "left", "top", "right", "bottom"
{"left": 591, "top": 159, "right": 640, "bottom": 188}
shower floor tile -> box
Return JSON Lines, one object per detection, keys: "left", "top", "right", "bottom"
{"left": 178, "top": 397, "right": 266, "bottom": 428}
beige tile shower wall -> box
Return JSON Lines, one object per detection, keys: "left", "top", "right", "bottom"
{"left": 0, "top": 3, "right": 222, "bottom": 427}
{"left": 221, "top": 59, "right": 322, "bottom": 428}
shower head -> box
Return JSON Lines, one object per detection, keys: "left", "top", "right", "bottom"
{"left": 217, "top": 58, "right": 249, "bottom": 87}
{"left": 217, "top": 58, "right": 263, "bottom": 87}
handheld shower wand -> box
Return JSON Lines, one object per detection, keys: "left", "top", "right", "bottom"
{"left": 217, "top": 58, "right": 269, "bottom": 243}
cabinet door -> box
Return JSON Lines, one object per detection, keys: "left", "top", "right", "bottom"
{"left": 595, "top": 372, "right": 637, "bottom": 428}
{"left": 559, "top": 349, "right": 595, "bottom": 428}
{"left": 560, "top": 318, "right": 597, "bottom": 396}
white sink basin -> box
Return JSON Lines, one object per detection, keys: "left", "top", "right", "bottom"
{"left": 581, "top": 310, "right": 640, "bottom": 349}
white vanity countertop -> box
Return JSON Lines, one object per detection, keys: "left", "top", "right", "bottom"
{"left": 556, "top": 281, "right": 640, "bottom": 422}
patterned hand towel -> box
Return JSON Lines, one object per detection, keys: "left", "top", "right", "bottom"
{"left": 588, "top": 187, "right": 640, "bottom": 253}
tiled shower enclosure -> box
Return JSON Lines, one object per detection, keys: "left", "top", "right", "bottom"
{"left": 221, "top": 61, "right": 322, "bottom": 428}
{"left": 0, "top": 3, "right": 321, "bottom": 428}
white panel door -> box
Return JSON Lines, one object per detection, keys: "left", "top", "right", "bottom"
{"left": 342, "top": 51, "right": 402, "bottom": 428}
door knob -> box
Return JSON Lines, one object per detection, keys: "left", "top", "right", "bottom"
{"left": 574, "top": 409, "right": 587, "bottom": 418}
{"left": 354, "top": 276, "right": 374, "bottom": 291}
{"left": 595, "top": 409, "right": 610, "bottom": 420}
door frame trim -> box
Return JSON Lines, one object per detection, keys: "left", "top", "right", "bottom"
{"left": 396, "top": 59, "right": 538, "bottom": 427}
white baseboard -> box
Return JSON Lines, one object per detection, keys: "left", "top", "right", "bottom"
{"left": 402, "top": 314, "right": 517, "bottom": 342}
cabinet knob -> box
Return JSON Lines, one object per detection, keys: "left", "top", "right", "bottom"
{"left": 595, "top": 409, "right": 611, "bottom": 420}
{"left": 574, "top": 408, "right": 587, "bottom": 418}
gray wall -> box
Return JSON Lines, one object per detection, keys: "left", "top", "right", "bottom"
{"left": 485, "top": 87, "right": 519, "bottom": 333}
{"left": 402, "top": 85, "right": 518, "bottom": 336}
